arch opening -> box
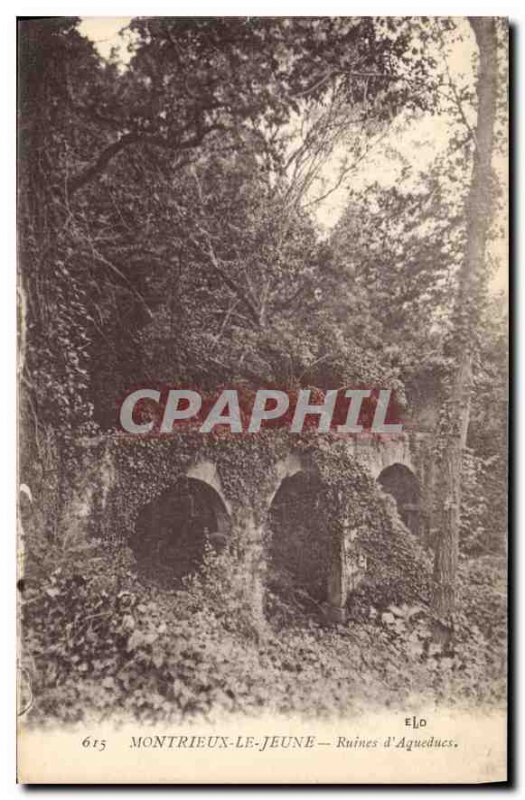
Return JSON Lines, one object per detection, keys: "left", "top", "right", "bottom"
{"left": 266, "top": 471, "right": 328, "bottom": 611}
{"left": 377, "top": 463, "right": 420, "bottom": 535}
{"left": 131, "top": 477, "right": 230, "bottom": 588}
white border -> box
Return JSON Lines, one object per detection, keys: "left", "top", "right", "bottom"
{"left": 0, "top": 4, "right": 519, "bottom": 797}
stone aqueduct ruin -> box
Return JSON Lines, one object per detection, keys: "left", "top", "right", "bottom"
{"left": 63, "top": 420, "right": 435, "bottom": 622}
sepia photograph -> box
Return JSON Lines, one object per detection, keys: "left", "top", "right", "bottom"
{"left": 15, "top": 13, "right": 508, "bottom": 784}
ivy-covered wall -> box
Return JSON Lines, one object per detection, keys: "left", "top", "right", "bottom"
{"left": 64, "top": 428, "right": 434, "bottom": 622}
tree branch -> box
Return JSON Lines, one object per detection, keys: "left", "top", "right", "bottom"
{"left": 67, "top": 132, "right": 141, "bottom": 196}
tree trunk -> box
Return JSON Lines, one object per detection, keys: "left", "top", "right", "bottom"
{"left": 432, "top": 18, "right": 499, "bottom": 618}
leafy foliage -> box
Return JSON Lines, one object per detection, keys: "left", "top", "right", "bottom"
{"left": 17, "top": 17, "right": 507, "bottom": 725}
{"left": 21, "top": 534, "right": 505, "bottom": 724}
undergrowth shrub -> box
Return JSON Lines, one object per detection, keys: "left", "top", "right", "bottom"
{"left": 20, "top": 524, "right": 506, "bottom": 725}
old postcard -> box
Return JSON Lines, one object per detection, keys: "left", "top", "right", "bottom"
{"left": 17, "top": 16, "right": 508, "bottom": 784}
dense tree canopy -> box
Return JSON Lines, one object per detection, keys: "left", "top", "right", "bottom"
{"left": 17, "top": 17, "right": 507, "bottom": 731}
{"left": 18, "top": 16, "right": 507, "bottom": 554}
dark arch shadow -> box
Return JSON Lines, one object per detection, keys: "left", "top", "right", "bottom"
{"left": 130, "top": 477, "right": 230, "bottom": 588}
{"left": 266, "top": 470, "right": 328, "bottom": 615}
{"left": 377, "top": 463, "right": 420, "bottom": 535}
